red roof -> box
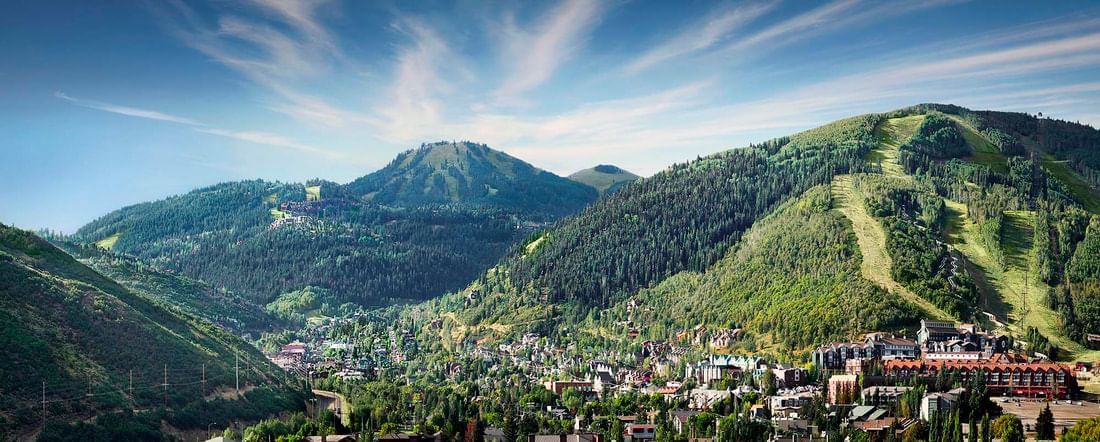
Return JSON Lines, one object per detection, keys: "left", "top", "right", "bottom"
{"left": 884, "top": 359, "right": 1072, "bottom": 374}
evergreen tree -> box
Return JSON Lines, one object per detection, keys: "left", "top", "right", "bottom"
{"left": 1037, "top": 403, "right": 1055, "bottom": 440}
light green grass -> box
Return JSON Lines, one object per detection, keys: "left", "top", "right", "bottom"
{"left": 305, "top": 185, "right": 321, "bottom": 202}
{"left": 944, "top": 115, "right": 1009, "bottom": 174}
{"left": 264, "top": 192, "right": 278, "bottom": 204}
{"left": 269, "top": 207, "right": 288, "bottom": 220}
{"left": 868, "top": 115, "right": 924, "bottom": 178}
{"left": 1040, "top": 155, "right": 1100, "bottom": 213}
{"left": 524, "top": 234, "right": 547, "bottom": 256}
{"left": 831, "top": 174, "right": 952, "bottom": 320}
{"left": 942, "top": 201, "right": 1095, "bottom": 360}
{"left": 95, "top": 233, "right": 120, "bottom": 250}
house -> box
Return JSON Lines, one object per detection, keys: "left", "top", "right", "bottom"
{"left": 529, "top": 435, "right": 601, "bottom": 442}
{"left": 827, "top": 374, "right": 858, "bottom": 405}
{"left": 545, "top": 380, "right": 594, "bottom": 396}
{"left": 867, "top": 335, "right": 919, "bottom": 360}
{"left": 624, "top": 424, "right": 655, "bottom": 441}
{"left": 852, "top": 418, "right": 916, "bottom": 439}
{"left": 917, "top": 320, "right": 961, "bottom": 345}
{"left": 591, "top": 370, "right": 618, "bottom": 397}
{"left": 378, "top": 433, "right": 441, "bottom": 442}
{"left": 884, "top": 358, "right": 1076, "bottom": 399}
{"left": 861, "top": 386, "right": 913, "bottom": 406}
{"left": 769, "top": 392, "right": 815, "bottom": 418}
{"left": 687, "top": 389, "right": 732, "bottom": 410}
{"left": 848, "top": 406, "right": 888, "bottom": 423}
{"left": 302, "top": 436, "right": 357, "bottom": 442}
{"left": 748, "top": 404, "right": 770, "bottom": 420}
{"left": 685, "top": 359, "right": 741, "bottom": 385}
{"left": 771, "top": 364, "right": 806, "bottom": 388}
{"left": 812, "top": 342, "right": 876, "bottom": 371}
{"left": 671, "top": 410, "right": 700, "bottom": 434}
{"left": 920, "top": 388, "right": 965, "bottom": 421}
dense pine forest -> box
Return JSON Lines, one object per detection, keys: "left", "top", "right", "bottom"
{"left": 72, "top": 142, "right": 598, "bottom": 306}
{"left": 507, "top": 115, "right": 881, "bottom": 307}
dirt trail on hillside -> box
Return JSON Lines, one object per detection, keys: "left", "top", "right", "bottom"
{"left": 831, "top": 175, "right": 952, "bottom": 320}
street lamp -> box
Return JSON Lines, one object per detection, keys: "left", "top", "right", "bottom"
{"left": 207, "top": 422, "right": 217, "bottom": 439}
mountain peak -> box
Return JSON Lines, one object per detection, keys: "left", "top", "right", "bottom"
{"left": 568, "top": 164, "right": 640, "bottom": 195}
{"left": 346, "top": 141, "right": 597, "bottom": 216}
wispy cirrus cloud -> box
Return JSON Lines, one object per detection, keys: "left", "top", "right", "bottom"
{"left": 493, "top": 0, "right": 604, "bottom": 104}
{"left": 56, "top": 92, "right": 337, "bottom": 156}
{"left": 156, "top": 0, "right": 371, "bottom": 128}
{"left": 55, "top": 92, "right": 202, "bottom": 125}
{"left": 623, "top": 2, "right": 774, "bottom": 75}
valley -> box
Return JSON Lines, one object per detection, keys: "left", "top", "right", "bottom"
{"left": 7, "top": 104, "right": 1100, "bottom": 441}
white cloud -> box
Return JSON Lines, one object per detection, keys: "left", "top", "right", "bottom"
{"left": 56, "top": 92, "right": 338, "bottom": 157}
{"left": 54, "top": 92, "right": 201, "bottom": 125}
{"left": 493, "top": 0, "right": 604, "bottom": 103}
{"left": 623, "top": 2, "right": 774, "bottom": 75}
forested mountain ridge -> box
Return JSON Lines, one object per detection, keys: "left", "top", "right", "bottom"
{"left": 0, "top": 223, "right": 302, "bottom": 440}
{"left": 419, "top": 104, "right": 1100, "bottom": 362}
{"left": 346, "top": 141, "right": 598, "bottom": 217}
{"left": 567, "top": 164, "right": 640, "bottom": 195}
{"left": 72, "top": 142, "right": 597, "bottom": 307}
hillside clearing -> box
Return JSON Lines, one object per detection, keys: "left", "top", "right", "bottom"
{"left": 941, "top": 201, "right": 1096, "bottom": 360}
{"left": 868, "top": 115, "right": 924, "bottom": 178}
{"left": 305, "top": 185, "right": 321, "bottom": 202}
{"left": 95, "top": 233, "right": 120, "bottom": 250}
{"left": 946, "top": 115, "right": 1009, "bottom": 174}
{"left": 831, "top": 174, "right": 952, "bottom": 321}
{"left": 1040, "top": 154, "right": 1100, "bottom": 213}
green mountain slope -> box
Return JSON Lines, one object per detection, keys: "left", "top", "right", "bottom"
{"left": 423, "top": 104, "right": 1100, "bottom": 362}
{"left": 346, "top": 141, "right": 597, "bottom": 217}
{"left": 74, "top": 143, "right": 597, "bottom": 307}
{"left": 56, "top": 241, "right": 273, "bottom": 334}
{"left": 567, "top": 164, "right": 639, "bottom": 195}
{"left": 0, "top": 224, "right": 301, "bottom": 439}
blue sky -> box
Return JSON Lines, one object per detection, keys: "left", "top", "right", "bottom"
{"left": 2, "top": 0, "right": 1099, "bottom": 232}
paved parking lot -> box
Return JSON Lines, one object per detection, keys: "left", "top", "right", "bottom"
{"left": 996, "top": 397, "right": 1100, "bottom": 433}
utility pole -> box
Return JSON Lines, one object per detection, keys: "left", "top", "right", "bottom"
{"left": 235, "top": 351, "right": 240, "bottom": 399}
{"left": 202, "top": 363, "right": 206, "bottom": 398}
{"left": 129, "top": 370, "right": 134, "bottom": 408}
{"left": 163, "top": 364, "right": 168, "bottom": 409}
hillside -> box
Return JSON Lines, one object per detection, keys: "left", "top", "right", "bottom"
{"left": 0, "top": 224, "right": 302, "bottom": 440}
{"left": 423, "top": 104, "right": 1100, "bottom": 361}
{"left": 73, "top": 142, "right": 592, "bottom": 306}
{"left": 346, "top": 141, "right": 597, "bottom": 217}
{"left": 55, "top": 241, "right": 273, "bottom": 334}
{"left": 567, "top": 164, "right": 639, "bottom": 195}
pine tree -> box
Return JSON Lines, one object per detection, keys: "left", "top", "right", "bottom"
{"left": 1037, "top": 403, "right": 1056, "bottom": 440}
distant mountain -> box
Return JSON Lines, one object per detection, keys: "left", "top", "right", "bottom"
{"left": 425, "top": 104, "right": 1100, "bottom": 361}
{"left": 0, "top": 224, "right": 301, "bottom": 439}
{"left": 568, "top": 164, "right": 639, "bottom": 195}
{"left": 346, "top": 141, "right": 597, "bottom": 217}
{"left": 72, "top": 142, "right": 599, "bottom": 307}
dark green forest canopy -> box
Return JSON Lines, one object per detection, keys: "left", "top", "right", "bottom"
{"left": 506, "top": 114, "right": 882, "bottom": 307}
